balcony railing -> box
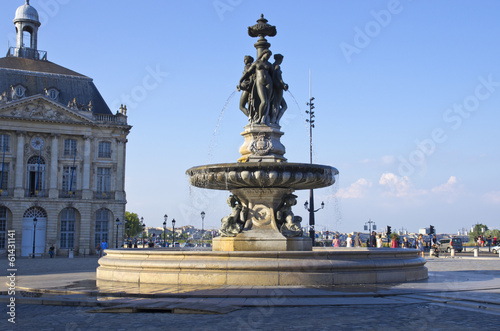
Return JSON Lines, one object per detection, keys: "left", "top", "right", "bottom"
{"left": 0, "top": 188, "right": 13, "bottom": 197}
{"left": 95, "top": 191, "right": 113, "bottom": 200}
{"left": 25, "top": 190, "right": 48, "bottom": 198}
{"left": 6, "top": 47, "right": 47, "bottom": 61}
{"left": 59, "top": 190, "right": 82, "bottom": 199}
{"left": 92, "top": 114, "right": 128, "bottom": 124}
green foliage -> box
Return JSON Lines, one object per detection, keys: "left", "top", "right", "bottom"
{"left": 468, "top": 223, "right": 489, "bottom": 242}
{"left": 125, "top": 211, "right": 143, "bottom": 238}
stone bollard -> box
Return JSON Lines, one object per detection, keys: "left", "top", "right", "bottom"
{"left": 451, "top": 248, "right": 455, "bottom": 257}
{"left": 474, "top": 247, "right": 478, "bottom": 257}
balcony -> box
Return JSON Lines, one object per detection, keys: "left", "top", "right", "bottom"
{"left": 95, "top": 191, "right": 114, "bottom": 200}
{"left": 6, "top": 47, "right": 47, "bottom": 61}
{"left": 0, "top": 188, "right": 13, "bottom": 197}
{"left": 59, "top": 190, "right": 82, "bottom": 199}
{"left": 25, "top": 190, "right": 48, "bottom": 198}
{"left": 93, "top": 114, "right": 128, "bottom": 125}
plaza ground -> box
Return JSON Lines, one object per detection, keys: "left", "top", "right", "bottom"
{"left": 1, "top": 250, "right": 499, "bottom": 330}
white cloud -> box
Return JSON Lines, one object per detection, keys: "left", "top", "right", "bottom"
{"left": 431, "top": 176, "right": 458, "bottom": 193}
{"left": 336, "top": 178, "right": 372, "bottom": 199}
{"left": 379, "top": 172, "right": 425, "bottom": 197}
{"left": 483, "top": 191, "right": 500, "bottom": 204}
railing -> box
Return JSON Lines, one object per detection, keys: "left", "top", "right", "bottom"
{"left": 59, "top": 190, "right": 82, "bottom": 199}
{"left": 0, "top": 188, "right": 13, "bottom": 197}
{"left": 92, "top": 114, "right": 128, "bottom": 124}
{"left": 6, "top": 47, "right": 47, "bottom": 61}
{"left": 95, "top": 191, "right": 113, "bottom": 200}
{"left": 25, "top": 190, "right": 48, "bottom": 198}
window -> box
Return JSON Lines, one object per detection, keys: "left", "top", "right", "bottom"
{"left": 12, "top": 85, "right": 26, "bottom": 99}
{"left": 60, "top": 208, "right": 75, "bottom": 249}
{"left": 27, "top": 156, "right": 45, "bottom": 196}
{"left": 62, "top": 166, "right": 77, "bottom": 192}
{"left": 0, "top": 207, "right": 6, "bottom": 249}
{"left": 0, "top": 135, "right": 10, "bottom": 152}
{"left": 96, "top": 167, "right": 111, "bottom": 194}
{"left": 63, "top": 139, "right": 77, "bottom": 156}
{"left": 0, "top": 163, "right": 9, "bottom": 190}
{"left": 46, "top": 88, "right": 59, "bottom": 101}
{"left": 98, "top": 141, "right": 111, "bottom": 158}
{"left": 95, "top": 209, "right": 109, "bottom": 246}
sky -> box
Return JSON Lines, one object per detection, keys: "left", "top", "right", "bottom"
{"left": 1, "top": 0, "right": 499, "bottom": 235}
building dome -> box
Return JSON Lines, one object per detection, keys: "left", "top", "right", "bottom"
{"left": 14, "top": 1, "right": 40, "bottom": 25}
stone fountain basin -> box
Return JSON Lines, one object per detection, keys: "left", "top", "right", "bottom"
{"left": 186, "top": 162, "right": 339, "bottom": 190}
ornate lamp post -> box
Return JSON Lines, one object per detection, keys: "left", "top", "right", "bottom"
{"left": 125, "top": 223, "right": 130, "bottom": 248}
{"left": 163, "top": 214, "right": 168, "bottom": 247}
{"left": 115, "top": 218, "right": 121, "bottom": 248}
{"left": 200, "top": 211, "right": 205, "bottom": 246}
{"left": 141, "top": 218, "right": 145, "bottom": 248}
{"left": 172, "top": 219, "right": 176, "bottom": 247}
{"left": 304, "top": 200, "right": 324, "bottom": 246}
{"left": 32, "top": 217, "right": 37, "bottom": 258}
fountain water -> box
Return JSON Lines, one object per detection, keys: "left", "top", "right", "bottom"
{"left": 97, "top": 15, "right": 427, "bottom": 287}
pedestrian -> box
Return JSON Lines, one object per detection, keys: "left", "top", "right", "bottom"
{"left": 402, "top": 237, "right": 410, "bottom": 249}
{"left": 101, "top": 239, "right": 108, "bottom": 256}
{"left": 376, "top": 234, "right": 383, "bottom": 248}
{"left": 96, "top": 242, "right": 102, "bottom": 257}
{"left": 332, "top": 234, "right": 340, "bottom": 247}
{"left": 354, "top": 232, "right": 362, "bottom": 247}
{"left": 417, "top": 234, "right": 424, "bottom": 258}
{"left": 346, "top": 234, "right": 353, "bottom": 247}
{"left": 369, "top": 231, "right": 376, "bottom": 247}
{"left": 49, "top": 244, "right": 55, "bottom": 258}
{"left": 391, "top": 235, "right": 398, "bottom": 248}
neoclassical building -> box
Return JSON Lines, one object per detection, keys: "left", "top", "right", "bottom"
{"left": 0, "top": 2, "right": 131, "bottom": 256}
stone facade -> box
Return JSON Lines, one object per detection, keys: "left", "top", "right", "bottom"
{"left": 0, "top": 2, "right": 131, "bottom": 257}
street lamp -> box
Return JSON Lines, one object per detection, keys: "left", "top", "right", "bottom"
{"left": 304, "top": 200, "right": 325, "bottom": 246}
{"left": 115, "top": 218, "right": 121, "bottom": 248}
{"left": 32, "top": 217, "right": 37, "bottom": 258}
{"left": 200, "top": 211, "right": 205, "bottom": 246}
{"left": 125, "top": 223, "right": 130, "bottom": 248}
{"left": 163, "top": 214, "right": 168, "bottom": 247}
{"left": 172, "top": 219, "right": 176, "bottom": 247}
{"left": 142, "top": 223, "right": 145, "bottom": 248}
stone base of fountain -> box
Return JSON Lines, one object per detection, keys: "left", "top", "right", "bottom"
{"left": 97, "top": 248, "right": 428, "bottom": 286}
{"left": 213, "top": 231, "right": 312, "bottom": 251}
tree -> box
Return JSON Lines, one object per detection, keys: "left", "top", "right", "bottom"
{"left": 469, "top": 223, "right": 489, "bottom": 242}
{"left": 125, "top": 211, "right": 142, "bottom": 239}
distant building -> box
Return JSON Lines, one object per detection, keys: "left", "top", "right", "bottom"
{"left": 0, "top": 2, "right": 131, "bottom": 256}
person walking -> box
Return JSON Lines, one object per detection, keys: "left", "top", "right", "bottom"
{"left": 346, "top": 234, "right": 353, "bottom": 247}
{"left": 96, "top": 242, "right": 102, "bottom": 257}
{"left": 332, "top": 234, "right": 340, "bottom": 247}
{"left": 49, "top": 244, "right": 55, "bottom": 258}
{"left": 101, "top": 239, "right": 108, "bottom": 256}
{"left": 376, "top": 234, "right": 383, "bottom": 248}
{"left": 354, "top": 232, "right": 362, "bottom": 247}
{"left": 390, "top": 235, "right": 398, "bottom": 248}
{"left": 369, "top": 231, "right": 376, "bottom": 247}
{"left": 417, "top": 234, "right": 424, "bottom": 258}
{"left": 402, "top": 237, "right": 410, "bottom": 248}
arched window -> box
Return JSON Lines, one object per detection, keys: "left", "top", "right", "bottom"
{"left": 0, "top": 207, "right": 7, "bottom": 249}
{"left": 95, "top": 209, "right": 109, "bottom": 247}
{"left": 60, "top": 208, "right": 76, "bottom": 249}
{"left": 27, "top": 155, "right": 45, "bottom": 196}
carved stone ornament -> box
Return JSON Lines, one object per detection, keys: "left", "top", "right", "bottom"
{"left": 248, "top": 14, "right": 277, "bottom": 38}
{"left": 248, "top": 133, "right": 272, "bottom": 156}
{"left": 8, "top": 102, "right": 67, "bottom": 121}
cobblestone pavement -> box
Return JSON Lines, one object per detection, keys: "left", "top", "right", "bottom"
{"left": 2, "top": 255, "right": 500, "bottom": 330}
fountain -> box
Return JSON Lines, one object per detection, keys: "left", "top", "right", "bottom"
{"left": 97, "top": 15, "right": 427, "bottom": 287}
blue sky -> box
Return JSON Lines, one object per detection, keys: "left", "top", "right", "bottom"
{"left": 2, "top": 0, "right": 499, "bottom": 234}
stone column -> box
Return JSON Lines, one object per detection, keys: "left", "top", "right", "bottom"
{"left": 48, "top": 134, "right": 59, "bottom": 198}
{"left": 82, "top": 136, "right": 92, "bottom": 199}
{"left": 13, "top": 131, "right": 25, "bottom": 198}
{"left": 114, "top": 138, "right": 126, "bottom": 201}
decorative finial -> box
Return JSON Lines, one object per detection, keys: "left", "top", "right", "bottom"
{"left": 248, "top": 14, "right": 276, "bottom": 38}
{"left": 26, "top": 0, "right": 30, "bottom": 5}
